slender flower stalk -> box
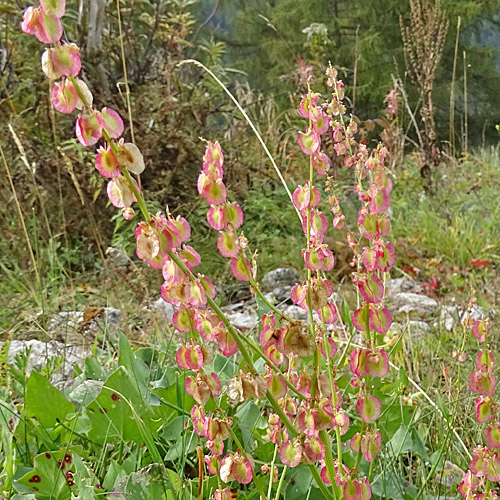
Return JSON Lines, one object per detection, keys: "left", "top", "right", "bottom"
{"left": 21, "top": 4, "right": 402, "bottom": 498}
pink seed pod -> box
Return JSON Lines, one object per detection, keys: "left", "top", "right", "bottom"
{"left": 356, "top": 393, "right": 382, "bottom": 424}
{"left": 279, "top": 440, "right": 303, "bottom": 468}
{"left": 298, "top": 128, "right": 320, "bottom": 155}
{"left": 51, "top": 79, "right": 79, "bottom": 114}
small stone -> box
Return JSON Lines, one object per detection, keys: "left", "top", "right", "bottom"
{"left": 221, "top": 302, "right": 246, "bottom": 313}
{"left": 149, "top": 298, "right": 175, "bottom": 323}
{"left": 282, "top": 305, "right": 309, "bottom": 321}
{"left": 385, "top": 278, "right": 421, "bottom": 297}
{"left": 226, "top": 311, "right": 258, "bottom": 332}
{"left": 390, "top": 320, "right": 431, "bottom": 340}
{"left": 387, "top": 292, "right": 438, "bottom": 316}
{"left": 261, "top": 268, "right": 300, "bottom": 290}
{"left": 4, "top": 340, "right": 88, "bottom": 385}
{"left": 271, "top": 286, "right": 292, "bottom": 303}
{"left": 105, "top": 246, "right": 129, "bottom": 268}
{"left": 438, "top": 304, "right": 492, "bottom": 332}
{"left": 49, "top": 307, "right": 122, "bottom": 346}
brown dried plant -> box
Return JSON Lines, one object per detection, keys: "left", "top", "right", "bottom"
{"left": 401, "top": 0, "right": 449, "bottom": 170}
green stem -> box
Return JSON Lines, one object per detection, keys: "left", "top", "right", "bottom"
{"left": 335, "top": 427, "right": 343, "bottom": 469}
{"left": 368, "top": 458, "right": 375, "bottom": 483}
{"left": 267, "top": 445, "right": 278, "bottom": 499}
{"left": 236, "top": 330, "right": 306, "bottom": 401}
{"left": 318, "top": 308, "right": 343, "bottom": 472}
{"left": 274, "top": 465, "right": 287, "bottom": 500}
{"left": 266, "top": 391, "right": 296, "bottom": 437}
{"left": 227, "top": 425, "right": 268, "bottom": 500}
{"left": 309, "top": 465, "right": 335, "bottom": 500}
{"left": 248, "top": 274, "right": 294, "bottom": 323}
{"left": 485, "top": 479, "right": 491, "bottom": 495}
{"left": 305, "top": 88, "right": 318, "bottom": 399}
{"left": 320, "top": 429, "right": 341, "bottom": 499}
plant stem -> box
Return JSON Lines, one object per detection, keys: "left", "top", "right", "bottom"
{"left": 248, "top": 274, "right": 294, "bottom": 323}
{"left": 368, "top": 458, "right": 375, "bottom": 482}
{"left": 309, "top": 465, "right": 335, "bottom": 500}
{"left": 274, "top": 465, "right": 287, "bottom": 500}
{"left": 320, "top": 429, "right": 341, "bottom": 499}
{"left": 179, "top": 59, "right": 300, "bottom": 222}
{"left": 267, "top": 445, "right": 278, "bottom": 499}
{"left": 227, "top": 422, "right": 268, "bottom": 500}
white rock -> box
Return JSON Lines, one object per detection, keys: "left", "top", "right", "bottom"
{"left": 49, "top": 307, "right": 122, "bottom": 339}
{"left": 5, "top": 340, "right": 88, "bottom": 385}
{"left": 105, "top": 246, "right": 129, "bottom": 268}
{"left": 271, "top": 286, "right": 293, "bottom": 303}
{"left": 149, "top": 298, "right": 175, "bottom": 323}
{"left": 226, "top": 311, "right": 258, "bottom": 331}
{"left": 385, "top": 277, "right": 421, "bottom": 296}
{"left": 221, "top": 302, "right": 246, "bottom": 313}
{"left": 282, "top": 305, "right": 309, "bottom": 321}
{"left": 388, "top": 292, "right": 438, "bottom": 315}
{"left": 261, "top": 268, "right": 300, "bottom": 290}
{"left": 438, "top": 304, "right": 494, "bottom": 331}
{"left": 390, "top": 320, "right": 431, "bottom": 340}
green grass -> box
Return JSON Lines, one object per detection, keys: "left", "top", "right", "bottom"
{"left": 390, "top": 149, "right": 500, "bottom": 305}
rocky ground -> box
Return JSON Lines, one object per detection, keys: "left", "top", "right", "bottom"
{"left": 6, "top": 268, "right": 497, "bottom": 385}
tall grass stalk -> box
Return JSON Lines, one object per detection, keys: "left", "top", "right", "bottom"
{"left": 0, "top": 143, "right": 43, "bottom": 309}
{"left": 179, "top": 59, "right": 301, "bottom": 222}
{"left": 449, "top": 16, "right": 461, "bottom": 156}
{"left": 463, "top": 50, "right": 468, "bottom": 155}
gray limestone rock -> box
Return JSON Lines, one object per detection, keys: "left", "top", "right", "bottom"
{"left": 6, "top": 340, "right": 88, "bottom": 385}
{"left": 282, "top": 305, "right": 309, "bottom": 321}
{"left": 226, "top": 311, "right": 259, "bottom": 332}
{"left": 49, "top": 307, "right": 122, "bottom": 346}
{"left": 149, "top": 298, "right": 175, "bottom": 323}
{"left": 261, "top": 268, "right": 300, "bottom": 290}
{"left": 390, "top": 320, "right": 431, "bottom": 340}
{"left": 385, "top": 277, "right": 421, "bottom": 297}
{"left": 387, "top": 292, "right": 438, "bottom": 316}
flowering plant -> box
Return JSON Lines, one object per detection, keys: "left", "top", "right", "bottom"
{"left": 16, "top": 3, "right": 490, "bottom": 500}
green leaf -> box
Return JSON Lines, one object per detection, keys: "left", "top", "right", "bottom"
{"left": 102, "top": 456, "right": 137, "bottom": 491}
{"left": 435, "top": 392, "right": 451, "bottom": 419}
{"left": 255, "top": 291, "right": 272, "bottom": 319}
{"left": 398, "top": 367, "right": 409, "bottom": 390}
{"left": 164, "top": 431, "right": 198, "bottom": 461}
{"left": 86, "top": 367, "right": 159, "bottom": 444}
{"left": 26, "top": 372, "right": 74, "bottom": 428}
{"left": 84, "top": 357, "right": 107, "bottom": 381}
{"left": 285, "top": 465, "right": 314, "bottom": 500}
{"left": 235, "top": 400, "right": 267, "bottom": 430}
{"left": 153, "top": 373, "right": 194, "bottom": 421}
{"left": 341, "top": 298, "right": 353, "bottom": 330}
{"left": 161, "top": 415, "right": 187, "bottom": 441}
{"left": 411, "top": 428, "right": 428, "bottom": 459}
{"left": 112, "top": 465, "right": 181, "bottom": 500}
{"left": 118, "top": 332, "right": 148, "bottom": 389}
{"left": 379, "top": 404, "right": 416, "bottom": 439}
{"left": 213, "top": 353, "right": 238, "bottom": 379}
{"left": 68, "top": 380, "right": 103, "bottom": 406}
{"left": 72, "top": 454, "right": 95, "bottom": 500}
{"left": 386, "top": 425, "right": 413, "bottom": 456}
{"left": 372, "top": 472, "right": 418, "bottom": 500}
{"left": 16, "top": 449, "right": 81, "bottom": 500}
